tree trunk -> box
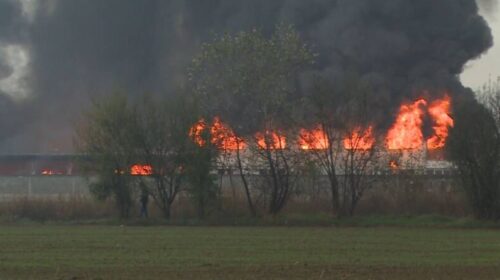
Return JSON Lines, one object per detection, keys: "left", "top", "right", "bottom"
{"left": 162, "top": 202, "right": 171, "bottom": 220}
{"left": 236, "top": 147, "right": 257, "bottom": 217}
{"left": 329, "top": 173, "right": 340, "bottom": 217}
{"left": 198, "top": 195, "right": 205, "bottom": 220}
{"left": 114, "top": 176, "right": 131, "bottom": 219}
{"left": 265, "top": 149, "right": 281, "bottom": 215}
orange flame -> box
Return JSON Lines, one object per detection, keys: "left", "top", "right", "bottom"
{"left": 298, "top": 126, "right": 329, "bottom": 150}
{"left": 344, "top": 126, "right": 375, "bottom": 150}
{"left": 189, "top": 95, "right": 453, "bottom": 154}
{"left": 131, "top": 165, "right": 153, "bottom": 176}
{"left": 190, "top": 118, "right": 246, "bottom": 151}
{"left": 256, "top": 131, "right": 287, "bottom": 150}
{"left": 189, "top": 119, "right": 208, "bottom": 146}
{"left": 389, "top": 160, "right": 399, "bottom": 170}
{"left": 426, "top": 96, "right": 454, "bottom": 150}
{"left": 210, "top": 117, "right": 247, "bottom": 150}
{"left": 41, "top": 169, "right": 63, "bottom": 175}
{"left": 386, "top": 99, "right": 427, "bottom": 150}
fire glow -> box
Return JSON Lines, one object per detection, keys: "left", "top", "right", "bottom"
{"left": 211, "top": 118, "right": 247, "bottom": 150}
{"left": 344, "top": 126, "right": 375, "bottom": 150}
{"left": 255, "top": 131, "right": 287, "bottom": 150}
{"left": 130, "top": 165, "right": 153, "bottom": 176}
{"left": 189, "top": 119, "right": 208, "bottom": 147}
{"left": 41, "top": 169, "right": 64, "bottom": 176}
{"left": 190, "top": 118, "right": 246, "bottom": 150}
{"left": 426, "top": 96, "right": 454, "bottom": 150}
{"left": 389, "top": 160, "right": 399, "bottom": 170}
{"left": 190, "top": 95, "right": 454, "bottom": 152}
{"left": 298, "top": 126, "right": 329, "bottom": 150}
{"left": 386, "top": 99, "right": 427, "bottom": 150}
{"left": 386, "top": 96, "right": 454, "bottom": 150}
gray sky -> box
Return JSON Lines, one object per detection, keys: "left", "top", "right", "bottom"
{"left": 462, "top": 6, "right": 500, "bottom": 89}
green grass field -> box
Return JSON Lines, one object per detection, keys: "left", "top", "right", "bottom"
{"left": 1, "top": 226, "right": 500, "bottom": 279}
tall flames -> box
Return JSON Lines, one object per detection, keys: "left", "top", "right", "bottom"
{"left": 189, "top": 117, "right": 247, "bottom": 150}
{"left": 426, "top": 96, "right": 454, "bottom": 150}
{"left": 210, "top": 118, "right": 247, "bottom": 150}
{"left": 344, "top": 126, "right": 375, "bottom": 150}
{"left": 299, "top": 126, "right": 329, "bottom": 150}
{"left": 386, "top": 95, "right": 454, "bottom": 151}
{"left": 189, "top": 95, "right": 454, "bottom": 153}
{"left": 256, "top": 131, "right": 287, "bottom": 150}
{"left": 386, "top": 99, "right": 427, "bottom": 150}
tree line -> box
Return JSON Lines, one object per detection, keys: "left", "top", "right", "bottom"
{"left": 75, "top": 25, "right": 500, "bottom": 221}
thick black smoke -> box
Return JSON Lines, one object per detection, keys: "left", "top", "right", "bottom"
{"left": 0, "top": 0, "right": 493, "bottom": 153}
{"left": 0, "top": 0, "right": 32, "bottom": 151}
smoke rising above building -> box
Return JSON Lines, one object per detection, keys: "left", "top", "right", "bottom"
{"left": 0, "top": 0, "right": 494, "bottom": 153}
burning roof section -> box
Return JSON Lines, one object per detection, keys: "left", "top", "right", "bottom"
{"left": 191, "top": 95, "right": 454, "bottom": 152}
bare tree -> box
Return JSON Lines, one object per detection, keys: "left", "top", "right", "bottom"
{"left": 135, "top": 93, "right": 198, "bottom": 220}
{"left": 301, "top": 77, "right": 382, "bottom": 217}
{"left": 447, "top": 82, "right": 500, "bottom": 219}
{"left": 339, "top": 126, "right": 380, "bottom": 216}
{"left": 479, "top": 77, "right": 500, "bottom": 129}
{"left": 249, "top": 129, "right": 304, "bottom": 215}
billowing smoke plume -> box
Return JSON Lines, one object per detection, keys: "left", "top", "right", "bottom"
{"left": 0, "top": 0, "right": 493, "bottom": 153}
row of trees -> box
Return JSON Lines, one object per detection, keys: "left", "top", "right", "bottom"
{"left": 75, "top": 93, "right": 203, "bottom": 219}
{"left": 188, "top": 25, "right": 385, "bottom": 218}
{"left": 76, "top": 25, "right": 386, "bottom": 220}
{"left": 76, "top": 24, "right": 499, "bottom": 221}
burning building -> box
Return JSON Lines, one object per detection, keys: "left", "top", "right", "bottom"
{"left": 190, "top": 94, "right": 456, "bottom": 172}
{"left": 0, "top": 93, "right": 456, "bottom": 199}
{"left": 0, "top": 0, "right": 492, "bottom": 200}
{"left": 0, "top": 93, "right": 455, "bottom": 177}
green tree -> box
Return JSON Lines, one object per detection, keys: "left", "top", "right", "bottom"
{"left": 185, "top": 124, "right": 220, "bottom": 220}
{"left": 75, "top": 93, "right": 139, "bottom": 219}
{"left": 135, "top": 93, "right": 198, "bottom": 220}
{"left": 189, "top": 24, "right": 314, "bottom": 216}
